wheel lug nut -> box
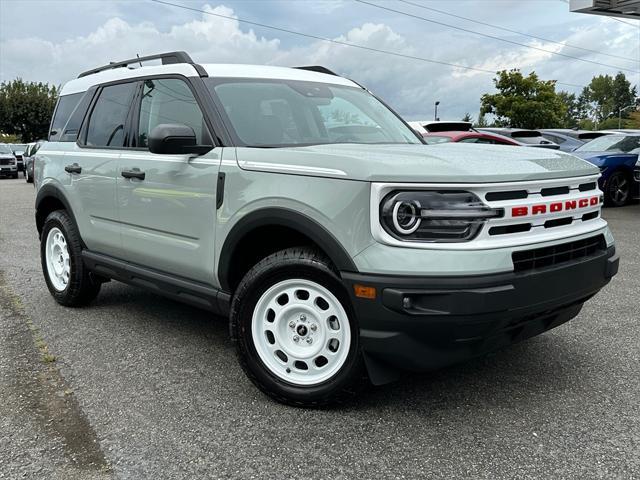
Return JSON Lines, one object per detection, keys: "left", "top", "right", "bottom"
{"left": 300, "top": 314, "right": 306, "bottom": 321}
{"left": 310, "top": 324, "right": 317, "bottom": 331}
{"left": 289, "top": 321, "right": 296, "bottom": 329}
{"left": 293, "top": 335, "right": 299, "bottom": 342}
{"left": 306, "top": 337, "right": 313, "bottom": 345}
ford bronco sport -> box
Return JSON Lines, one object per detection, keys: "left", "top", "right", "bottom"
{"left": 35, "top": 52, "right": 619, "bottom": 406}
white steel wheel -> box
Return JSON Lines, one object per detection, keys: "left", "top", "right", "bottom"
{"left": 45, "top": 227, "right": 70, "bottom": 291}
{"left": 251, "top": 278, "right": 352, "bottom": 386}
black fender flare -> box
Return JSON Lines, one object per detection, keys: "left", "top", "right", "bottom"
{"left": 217, "top": 207, "right": 358, "bottom": 292}
{"left": 35, "top": 183, "right": 80, "bottom": 239}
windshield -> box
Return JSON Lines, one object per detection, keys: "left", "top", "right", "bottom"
{"left": 0, "top": 144, "right": 14, "bottom": 154}
{"left": 206, "top": 78, "right": 421, "bottom": 147}
{"left": 575, "top": 135, "right": 640, "bottom": 153}
{"left": 12, "top": 144, "right": 27, "bottom": 152}
{"left": 423, "top": 135, "right": 452, "bottom": 145}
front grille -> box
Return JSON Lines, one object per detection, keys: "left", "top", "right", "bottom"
{"left": 512, "top": 235, "right": 606, "bottom": 272}
{"left": 0, "top": 158, "right": 11, "bottom": 166}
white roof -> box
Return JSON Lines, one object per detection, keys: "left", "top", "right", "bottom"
{"left": 60, "top": 62, "right": 357, "bottom": 96}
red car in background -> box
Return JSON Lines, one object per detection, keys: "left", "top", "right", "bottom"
{"left": 422, "top": 130, "right": 521, "bottom": 145}
{"left": 408, "top": 121, "right": 521, "bottom": 146}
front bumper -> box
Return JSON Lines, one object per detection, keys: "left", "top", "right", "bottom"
{"left": 0, "top": 165, "right": 17, "bottom": 176}
{"left": 342, "top": 244, "right": 618, "bottom": 384}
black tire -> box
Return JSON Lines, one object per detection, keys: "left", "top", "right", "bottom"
{"left": 230, "top": 247, "right": 366, "bottom": 407}
{"left": 40, "top": 210, "right": 101, "bottom": 306}
{"left": 603, "top": 170, "right": 631, "bottom": 207}
{"left": 12, "top": 172, "right": 18, "bottom": 179}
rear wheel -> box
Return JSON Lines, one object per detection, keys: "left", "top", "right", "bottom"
{"left": 41, "top": 210, "right": 101, "bottom": 306}
{"left": 231, "top": 247, "right": 365, "bottom": 407}
{"left": 604, "top": 170, "right": 630, "bottom": 207}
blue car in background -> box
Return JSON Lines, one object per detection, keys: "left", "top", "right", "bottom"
{"left": 572, "top": 133, "right": 640, "bottom": 207}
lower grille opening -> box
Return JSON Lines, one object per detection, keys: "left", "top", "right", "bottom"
{"left": 512, "top": 235, "right": 606, "bottom": 272}
{"left": 544, "top": 217, "right": 573, "bottom": 228}
{"left": 582, "top": 211, "right": 599, "bottom": 222}
{"left": 541, "top": 186, "right": 570, "bottom": 197}
{"left": 489, "top": 224, "right": 531, "bottom": 236}
{"left": 578, "top": 182, "right": 596, "bottom": 192}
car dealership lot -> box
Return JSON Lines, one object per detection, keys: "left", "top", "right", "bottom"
{"left": 0, "top": 177, "right": 638, "bottom": 479}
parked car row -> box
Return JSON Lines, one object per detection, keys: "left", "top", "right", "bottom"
{"left": 0, "top": 143, "right": 19, "bottom": 178}
{"left": 0, "top": 141, "right": 45, "bottom": 181}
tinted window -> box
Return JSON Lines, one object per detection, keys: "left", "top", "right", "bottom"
{"left": 138, "top": 78, "right": 207, "bottom": 147}
{"left": 207, "top": 79, "right": 420, "bottom": 147}
{"left": 49, "top": 93, "right": 83, "bottom": 142}
{"left": 85, "top": 83, "right": 136, "bottom": 147}
{"left": 60, "top": 91, "right": 94, "bottom": 142}
{"left": 576, "top": 135, "right": 640, "bottom": 153}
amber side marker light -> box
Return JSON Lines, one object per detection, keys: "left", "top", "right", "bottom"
{"left": 353, "top": 284, "right": 376, "bottom": 299}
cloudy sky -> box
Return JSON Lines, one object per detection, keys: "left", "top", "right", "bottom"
{"left": 0, "top": 0, "right": 638, "bottom": 121}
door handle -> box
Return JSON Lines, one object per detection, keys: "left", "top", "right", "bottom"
{"left": 121, "top": 168, "right": 145, "bottom": 180}
{"left": 64, "top": 163, "right": 82, "bottom": 174}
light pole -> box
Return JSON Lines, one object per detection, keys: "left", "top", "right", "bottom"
{"left": 618, "top": 104, "right": 636, "bottom": 129}
{"left": 434, "top": 101, "right": 440, "bottom": 121}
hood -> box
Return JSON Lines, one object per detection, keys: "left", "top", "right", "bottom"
{"left": 237, "top": 143, "right": 599, "bottom": 183}
{"left": 572, "top": 151, "right": 638, "bottom": 166}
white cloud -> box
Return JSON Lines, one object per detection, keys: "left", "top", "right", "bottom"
{"left": 1, "top": 3, "right": 638, "bottom": 121}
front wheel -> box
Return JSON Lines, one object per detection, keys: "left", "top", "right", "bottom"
{"left": 604, "top": 171, "right": 630, "bottom": 207}
{"left": 41, "top": 210, "right": 101, "bottom": 306}
{"left": 231, "top": 247, "right": 365, "bottom": 407}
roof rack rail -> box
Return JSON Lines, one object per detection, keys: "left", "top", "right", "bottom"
{"left": 294, "top": 66, "right": 338, "bottom": 76}
{"left": 77, "top": 51, "right": 207, "bottom": 78}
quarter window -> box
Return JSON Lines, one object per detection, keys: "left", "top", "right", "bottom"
{"left": 137, "top": 78, "right": 207, "bottom": 147}
{"left": 85, "top": 83, "right": 136, "bottom": 147}
{"left": 49, "top": 93, "right": 83, "bottom": 142}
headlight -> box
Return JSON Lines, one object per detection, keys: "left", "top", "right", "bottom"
{"left": 380, "top": 191, "right": 504, "bottom": 242}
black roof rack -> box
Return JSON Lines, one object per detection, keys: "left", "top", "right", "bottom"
{"left": 294, "top": 66, "right": 338, "bottom": 76}
{"left": 77, "top": 51, "right": 207, "bottom": 78}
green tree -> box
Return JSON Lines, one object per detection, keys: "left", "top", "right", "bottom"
{"left": 461, "top": 112, "right": 473, "bottom": 123}
{"left": 480, "top": 70, "right": 566, "bottom": 129}
{"left": 557, "top": 91, "right": 580, "bottom": 128}
{"left": 0, "top": 79, "right": 59, "bottom": 142}
{"left": 474, "top": 113, "right": 488, "bottom": 128}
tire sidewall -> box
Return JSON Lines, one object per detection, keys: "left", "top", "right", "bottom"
{"left": 40, "top": 211, "right": 80, "bottom": 302}
{"left": 233, "top": 255, "right": 361, "bottom": 405}
{"left": 605, "top": 171, "right": 629, "bottom": 207}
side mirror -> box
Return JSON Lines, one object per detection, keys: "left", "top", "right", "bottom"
{"left": 148, "top": 123, "right": 213, "bottom": 155}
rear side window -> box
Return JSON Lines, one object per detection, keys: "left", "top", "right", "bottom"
{"left": 84, "top": 82, "right": 137, "bottom": 147}
{"left": 49, "top": 93, "right": 82, "bottom": 142}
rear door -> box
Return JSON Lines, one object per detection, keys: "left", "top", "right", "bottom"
{"left": 68, "top": 81, "right": 138, "bottom": 257}
{"left": 116, "top": 76, "right": 221, "bottom": 284}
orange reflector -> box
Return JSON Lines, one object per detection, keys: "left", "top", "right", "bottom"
{"left": 353, "top": 284, "right": 376, "bottom": 299}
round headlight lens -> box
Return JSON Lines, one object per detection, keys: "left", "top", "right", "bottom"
{"left": 392, "top": 200, "right": 421, "bottom": 234}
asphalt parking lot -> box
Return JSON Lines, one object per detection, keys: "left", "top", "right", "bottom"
{"left": 0, "top": 177, "right": 638, "bottom": 480}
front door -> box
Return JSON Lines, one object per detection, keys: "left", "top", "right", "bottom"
{"left": 116, "top": 77, "right": 220, "bottom": 284}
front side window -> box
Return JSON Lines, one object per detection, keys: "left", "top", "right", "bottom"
{"left": 85, "top": 83, "right": 136, "bottom": 147}
{"left": 50, "top": 93, "right": 83, "bottom": 142}
{"left": 207, "top": 79, "right": 421, "bottom": 147}
{"left": 576, "top": 135, "right": 640, "bottom": 153}
{"left": 137, "top": 78, "right": 207, "bottom": 147}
